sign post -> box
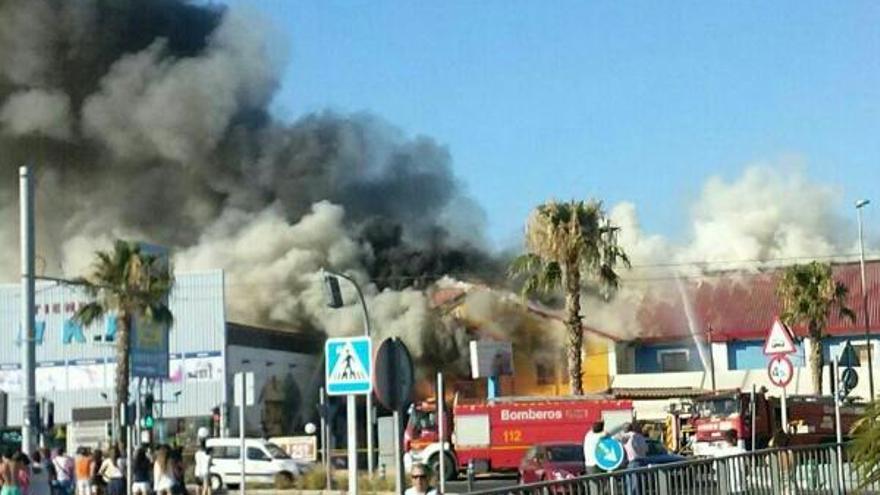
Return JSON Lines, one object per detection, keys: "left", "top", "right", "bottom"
{"left": 326, "top": 336, "right": 373, "bottom": 495}
{"left": 764, "top": 319, "right": 796, "bottom": 432}
{"left": 373, "top": 338, "right": 415, "bottom": 495}
{"left": 234, "top": 372, "right": 254, "bottom": 495}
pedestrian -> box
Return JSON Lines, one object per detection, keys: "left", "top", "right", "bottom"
{"left": 404, "top": 463, "right": 436, "bottom": 495}
{"left": 28, "top": 452, "right": 51, "bottom": 495}
{"left": 583, "top": 420, "right": 605, "bottom": 476}
{"left": 194, "top": 440, "right": 212, "bottom": 495}
{"left": 769, "top": 430, "right": 794, "bottom": 495}
{"left": 152, "top": 447, "right": 174, "bottom": 495}
{"left": 168, "top": 448, "right": 185, "bottom": 495}
{"left": 14, "top": 453, "right": 31, "bottom": 495}
{"left": 1, "top": 451, "right": 23, "bottom": 495}
{"left": 51, "top": 448, "right": 74, "bottom": 495}
{"left": 98, "top": 448, "right": 124, "bottom": 495}
{"left": 88, "top": 450, "right": 104, "bottom": 495}
{"left": 130, "top": 448, "right": 151, "bottom": 495}
{"left": 619, "top": 422, "right": 648, "bottom": 495}
{"left": 74, "top": 449, "right": 90, "bottom": 495}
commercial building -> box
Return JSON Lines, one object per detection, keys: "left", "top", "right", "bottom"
{"left": 0, "top": 271, "right": 322, "bottom": 448}
{"left": 610, "top": 260, "right": 880, "bottom": 417}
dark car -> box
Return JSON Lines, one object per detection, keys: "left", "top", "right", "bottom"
{"left": 622, "top": 439, "right": 685, "bottom": 467}
{"left": 518, "top": 443, "right": 585, "bottom": 483}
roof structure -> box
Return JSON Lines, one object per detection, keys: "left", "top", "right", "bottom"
{"left": 633, "top": 260, "right": 880, "bottom": 343}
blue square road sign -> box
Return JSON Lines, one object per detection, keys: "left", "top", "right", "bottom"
{"left": 325, "top": 336, "right": 373, "bottom": 396}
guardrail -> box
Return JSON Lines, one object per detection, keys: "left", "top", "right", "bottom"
{"left": 466, "top": 442, "right": 876, "bottom": 495}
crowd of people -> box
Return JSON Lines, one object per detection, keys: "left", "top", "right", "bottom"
{"left": 0, "top": 442, "right": 211, "bottom": 495}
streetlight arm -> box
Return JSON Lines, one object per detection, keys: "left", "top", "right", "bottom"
{"left": 321, "top": 269, "right": 372, "bottom": 337}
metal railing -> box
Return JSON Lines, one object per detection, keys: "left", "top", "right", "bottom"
{"left": 466, "top": 443, "right": 878, "bottom": 495}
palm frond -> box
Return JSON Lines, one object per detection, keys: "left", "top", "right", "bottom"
{"left": 74, "top": 302, "right": 106, "bottom": 327}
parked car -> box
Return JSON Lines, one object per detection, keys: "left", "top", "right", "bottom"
{"left": 518, "top": 443, "right": 585, "bottom": 483}
{"left": 206, "top": 438, "right": 303, "bottom": 490}
{"left": 639, "top": 439, "right": 686, "bottom": 466}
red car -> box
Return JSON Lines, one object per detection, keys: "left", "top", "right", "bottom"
{"left": 518, "top": 443, "right": 585, "bottom": 484}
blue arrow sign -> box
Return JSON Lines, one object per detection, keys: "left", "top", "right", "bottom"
{"left": 325, "top": 336, "right": 372, "bottom": 396}
{"left": 595, "top": 437, "right": 625, "bottom": 471}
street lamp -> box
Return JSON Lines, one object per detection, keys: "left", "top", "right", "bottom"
{"left": 321, "top": 269, "right": 375, "bottom": 478}
{"left": 856, "top": 199, "right": 874, "bottom": 399}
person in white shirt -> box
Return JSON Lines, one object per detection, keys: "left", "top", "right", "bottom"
{"left": 194, "top": 440, "right": 212, "bottom": 495}
{"left": 404, "top": 463, "right": 437, "bottom": 495}
{"left": 583, "top": 420, "right": 605, "bottom": 475}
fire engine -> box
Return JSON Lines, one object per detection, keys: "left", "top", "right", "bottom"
{"left": 689, "top": 389, "right": 866, "bottom": 456}
{"left": 404, "top": 395, "right": 633, "bottom": 480}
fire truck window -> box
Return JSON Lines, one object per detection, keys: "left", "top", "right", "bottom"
{"left": 697, "top": 398, "right": 738, "bottom": 416}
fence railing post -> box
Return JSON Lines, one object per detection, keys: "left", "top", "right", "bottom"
{"left": 716, "top": 458, "right": 730, "bottom": 495}
{"left": 656, "top": 468, "right": 671, "bottom": 495}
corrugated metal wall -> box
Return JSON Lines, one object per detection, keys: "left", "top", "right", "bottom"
{"left": 0, "top": 271, "right": 227, "bottom": 425}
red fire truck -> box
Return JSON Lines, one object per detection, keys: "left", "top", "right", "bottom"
{"left": 689, "top": 389, "right": 865, "bottom": 456}
{"left": 404, "top": 395, "right": 633, "bottom": 480}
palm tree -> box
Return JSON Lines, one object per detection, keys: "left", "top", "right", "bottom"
{"left": 509, "top": 200, "right": 629, "bottom": 395}
{"left": 776, "top": 261, "right": 853, "bottom": 394}
{"left": 74, "top": 241, "right": 174, "bottom": 422}
{"left": 851, "top": 400, "right": 880, "bottom": 487}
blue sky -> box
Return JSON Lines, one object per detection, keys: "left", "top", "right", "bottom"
{"left": 235, "top": 1, "right": 880, "bottom": 250}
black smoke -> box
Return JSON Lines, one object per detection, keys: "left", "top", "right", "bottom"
{"left": 0, "top": 0, "right": 497, "bottom": 293}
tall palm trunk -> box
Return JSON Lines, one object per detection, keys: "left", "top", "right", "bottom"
{"left": 115, "top": 313, "right": 131, "bottom": 422}
{"left": 564, "top": 262, "right": 583, "bottom": 395}
{"left": 809, "top": 323, "right": 824, "bottom": 395}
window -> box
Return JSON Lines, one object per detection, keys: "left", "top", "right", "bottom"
{"left": 213, "top": 446, "right": 240, "bottom": 459}
{"left": 658, "top": 349, "right": 689, "bottom": 372}
{"left": 247, "top": 448, "right": 269, "bottom": 461}
{"left": 535, "top": 362, "right": 555, "bottom": 385}
{"left": 853, "top": 344, "right": 873, "bottom": 364}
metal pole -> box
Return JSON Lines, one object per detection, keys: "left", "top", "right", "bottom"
{"left": 239, "top": 373, "right": 246, "bottom": 495}
{"left": 857, "top": 203, "right": 875, "bottom": 399}
{"left": 437, "top": 373, "right": 446, "bottom": 494}
{"left": 326, "top": 269, "right": 374, "bottom": 479}
{"left": 135, "top": 378, "right": 142, "bottom": 445}
{"left": 126, "top": 426, "right": 133, "bottom": 495}
{"left": 708, "top": 326, "right": 717, "bottom": 392}
{"left": 347, "top": 395, "right": 358, "bottom": 495}
{"left": 111, "top": 382, "right": 117, "bottom": 446}
{"left": 781, "top": 385, "right": 788, "bottom": 433}
{"left": 750, "top": 385, "right": 756, "bottom": 450}
{"left": 320, "top": 387, "right": 331, "bottom": 490}
{"left": 393, "top": 409, "right": 404, "bottom": 495}
{"left": 20, "top": 165, "right": 36, "bottom": 455}
{"left": 833, "top": 357, "right": 844, "bottom": 492}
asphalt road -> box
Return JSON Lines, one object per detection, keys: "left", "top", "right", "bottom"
{"left": 445, "top": 474, "right": 518, "bottom": 494}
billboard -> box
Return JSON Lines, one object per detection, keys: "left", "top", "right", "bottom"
{"left": 469, "top": 340, "right": 514, "bottom": 379}
{"left": 131, "top": 315, "right": 169, "bottom": 378}
{"left": 131, "top": 243, "right": 171, "bottom": 378}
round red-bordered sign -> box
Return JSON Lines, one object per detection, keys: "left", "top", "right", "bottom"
{"left": 767, "top": 355, "right": 794, "bottom": 388}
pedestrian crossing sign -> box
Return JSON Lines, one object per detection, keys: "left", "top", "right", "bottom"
{"left": 325, "top": 336, "right": 373, "bottom": 396}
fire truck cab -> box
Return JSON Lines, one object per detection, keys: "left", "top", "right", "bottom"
{"left": 690, "top": 389, "right": 865, "bottom": 456}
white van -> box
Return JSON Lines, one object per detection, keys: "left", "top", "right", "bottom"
{"left": 206, "top": 438, "right": 303, "bottom": 489}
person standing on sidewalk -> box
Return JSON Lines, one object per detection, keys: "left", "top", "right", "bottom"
{"left": 583, "top": 420, "right": 605, "bottom": 475}
{"left": 194, "top": 440, "right": 212, "bottom": 495}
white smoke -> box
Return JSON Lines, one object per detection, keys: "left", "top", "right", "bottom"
{"left": 0, "top": 89, "right": 72, "bottom": 140}
{"left": 581, "top": 160, "right": 853, "bottom": 339}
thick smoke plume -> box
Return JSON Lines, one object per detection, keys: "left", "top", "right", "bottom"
{"left": 0, "top": 0, "right": 498, "bottom": 370}
{"left": 584, "top": 161, "right": 857, "bottom": 340}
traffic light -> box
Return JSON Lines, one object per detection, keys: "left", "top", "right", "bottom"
{"left": 323, "top": 275, "right": 344, "bottom": 308}
{"left": 142, "top": 394, "right": 155, "bottom": 430}
{"left": 44, "top": 401, "right": 54, "bottom": 431}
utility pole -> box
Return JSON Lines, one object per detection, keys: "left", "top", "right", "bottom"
{"left": 20, "top": 165, "right": 36, "bottom": 454}
{"left": 322, "top": 269, "right": 375, "bottom": 478}
{"left": 857, "top": 199, "right": 875, "bottom": 399}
